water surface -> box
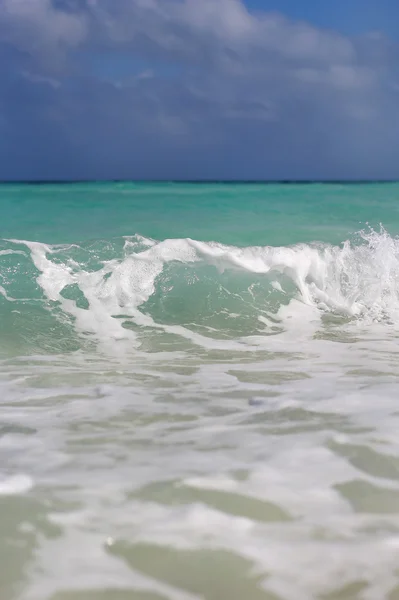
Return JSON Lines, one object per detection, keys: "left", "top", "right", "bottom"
{"left": 1, "top": 182, "right": 399, "bottom": 600}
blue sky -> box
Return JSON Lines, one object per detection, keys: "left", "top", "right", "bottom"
{"left": 1, "top": 0, "right": 398, "bottom": 180}
{"left": 247, "top": 0, "right": 399, "bottom": 38}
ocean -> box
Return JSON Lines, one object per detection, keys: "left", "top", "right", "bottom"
{"left": 2, "top": 181, "right": 399, "bottom": 600}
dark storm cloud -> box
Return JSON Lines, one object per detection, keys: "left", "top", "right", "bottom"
{"left": 0, "top": 0, "right": 398, "bottom": 179}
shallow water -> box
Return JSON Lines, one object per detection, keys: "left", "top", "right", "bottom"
{"left": 2, "top": 182, "right": 399, "bottom": 600}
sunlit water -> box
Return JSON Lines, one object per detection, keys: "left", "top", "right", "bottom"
{"left": 2, "top": 182, "right": 399, "bottom": 600}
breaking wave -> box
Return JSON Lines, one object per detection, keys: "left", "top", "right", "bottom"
{"left": 1, "top": 227, "right": 399, "bottom": 353}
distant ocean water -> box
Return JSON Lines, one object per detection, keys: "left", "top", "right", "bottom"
{"left": 2, "top": 182, "right": 399, "bottom": 599}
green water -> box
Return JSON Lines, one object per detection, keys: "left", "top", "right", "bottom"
{"left": 2, "top": 182, "right": 399, "bottom": 600}
{"left": 2, "top": 181, "right": 399, "bottom": 245}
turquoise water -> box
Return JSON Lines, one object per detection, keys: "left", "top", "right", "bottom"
{"left": 2, "top": 182, "right": 399, "bottom": 600}
{"left": 3, "top": 181, "right": 399, "bottom": 245}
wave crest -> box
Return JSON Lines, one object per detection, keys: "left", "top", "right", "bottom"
{"left": 1, "top": 228, "right": 399, "bottom": 352}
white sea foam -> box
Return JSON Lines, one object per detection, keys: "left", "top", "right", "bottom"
{"left": 7, "top": 227, "right": 398, "bottom": 353}
{"left": 1, "top": 339, "right": 399, "bottom": 598}
{"left": 0, "top": 474, "right": 33, "bottom": 495}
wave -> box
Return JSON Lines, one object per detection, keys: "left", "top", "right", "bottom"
{"left": 1, "top": 227, "right": 398, "bottom": 353}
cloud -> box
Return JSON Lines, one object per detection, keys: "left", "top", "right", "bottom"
{"left": 0, "top": 0, "right": 87, "bottom": 57}
{"left": 0, "top": 0, "right": 398, "bottom": 179}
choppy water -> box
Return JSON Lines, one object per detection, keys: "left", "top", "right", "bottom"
{"left": 2, "top": 182, "right": 399, "bottom": 600}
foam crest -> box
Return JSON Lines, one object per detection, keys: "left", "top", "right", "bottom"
{"left": 4, "top": 227, "right": 399, "bottom": 350}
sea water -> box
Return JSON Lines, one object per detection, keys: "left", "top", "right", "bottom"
{"left": 2, "top": 182, "right": 399, "bottom": 600}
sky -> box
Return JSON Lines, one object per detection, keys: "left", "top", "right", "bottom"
{"left": 0, "top": 0, "right": 399, "bottom": 181}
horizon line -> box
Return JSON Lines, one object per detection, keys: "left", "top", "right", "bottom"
{"left": 1, "top": 179, "right": 399, "bottom": 185}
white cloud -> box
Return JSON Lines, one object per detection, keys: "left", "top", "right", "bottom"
{"left": 86, "top": 1, "right": 355, "bottom": 62}
{"left": 296, "top": 65, "right": 375, "bottom": 91}
{"left": 0, "top": 0, "right": 87, "bottom": 53}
